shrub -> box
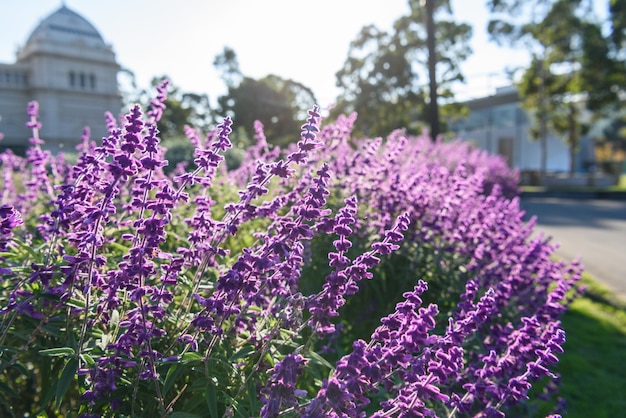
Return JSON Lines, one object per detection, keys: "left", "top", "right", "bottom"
{"left": 0, "top": 82, "right": 582, "bottom": 417}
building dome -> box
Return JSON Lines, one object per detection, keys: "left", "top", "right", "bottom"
{"left": 25, "top": 5, "right": 107, "bottom": 50}
{"left": 0, "top": 3, "right": 122, "bottom": 154}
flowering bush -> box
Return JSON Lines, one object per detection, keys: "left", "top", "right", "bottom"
{"left": 0, "top": 82, "right": 582, "bottom": 417}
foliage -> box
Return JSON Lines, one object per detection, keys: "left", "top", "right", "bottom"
{"left": 213, "top": 46, "right": 243, "bottom": 89}
{"left": 150, "top": 76, "right": 214, "bottom": 138}
{"left": 331, "top": 0, "right": 472, "bottom": 138}
{"left": 121, "top": 73, "right": 215, "bottom": 139}
{"left": 609, "top": 0, "right": 626, "bottom": 52}
{"left": 488, "top": 0, "right": 626, "bottom": 174}
{"left": 217, "top": 75, "right": 317, "bottom": 148}
{"left": 121, "top": 46, "right": 319, "bottom": 151}
{"left": 214, "top": 48, "right": 317, "bottom": 148}
{"left": 553, "top": 273, "right": 626, "bottom": 417}
{"left": 0, "top": 83, "right": 581, "bottom": 417}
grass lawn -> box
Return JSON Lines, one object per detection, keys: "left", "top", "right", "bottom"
{"left": 555, "top": 273, "right": 626, "bottom": 417}
{"left": 521, "top": 174, "right": 626, "bottom": 193}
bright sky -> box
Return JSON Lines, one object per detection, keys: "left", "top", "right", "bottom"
{"left": 0, "top": 0, "right": 606, "bottom": 109}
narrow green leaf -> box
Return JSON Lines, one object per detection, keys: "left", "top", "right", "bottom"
{"left": 39, "top": 347, "right": 75, "bottom": 357}
{"left": 66, "top": 298, "right": 86, "bottom": 309}
{"left": 55, "top": 358, "right": 78, "bottom": 409}
{"left": 12, "top": 239, "right": 39, "bottom": 257}
{"left": 39, "top": 356, "right": 54, "bottom": 405}
{"left": 170, "top": 412, "right": 202, "bottom": 418}
{"left": 39, "top": 359, "right": 64, "bottom": 413}
{"left": 205, "top": 383, "right": 218, "bottom": 418}
{"left": 109, "top": 241, "right": 131, "bottom": 253}
{"left": 40, "top": 325, "right": 63, "bottom": 338}
{"left": 246, "top": 379, "right": 257, "bottom": 413}
{"left": 0, "top": 380, "right": 18, "bottom": 398}
{"left": 40, "top": 379, "right": 58, "bottom": 412}
{"left": 228, "top": 345, "right": 255, "bottom": 362}
{"left": 80, "top": 353, "right": 95, "bottom": 367}
{"left": 181, "top": 352, "right": 203, "bottom": 363}
{"left": 162, "top": 364, "right": 183, "bottom": 397}
{"left": 307, "top": 350, "right": 334, "bottom": 369}
{"left": 0, "top": 345, "right": 20, "bottom": 355}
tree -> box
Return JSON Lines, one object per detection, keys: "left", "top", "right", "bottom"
{"left": 488, "top": 0, "right": 623, "bottom": 176}
{"left": 148, "top": 76, "right": 213, "bottom": 138}
{"left": 213, "top": 46, "right": 243, "bottom": 88}
{"left": 214, "top": 49, "right": 317, "bottom": 147}
{"left": 424, "top": 0, "right": 440, "bottom": 139}
{"left": 331, "top": 0, "right": 472, "bottom": 138}
{"left": 610, "top": 0, "right": 626, "bottom": 51}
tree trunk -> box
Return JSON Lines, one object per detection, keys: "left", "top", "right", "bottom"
{"left": 538, "top": 57, "right": 548, "bottom": 184}
{"left": 568, "top": 103, "right": 577, "bottom": 176}
{"left": 425, "top": 0, "right": 440, "bottom": 141}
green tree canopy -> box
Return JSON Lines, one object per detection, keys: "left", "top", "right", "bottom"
{"left": 330, "top": 0, "right": 472, "bottom": 138}
{"left": 489, "top": 0, "right": 624, "bottom": 175}
{"left": 214, "top": 48, "right": 317, "bottom": 147}
{"left": 149, "top": 76, "right": 213, "bottom": 138}
{"left": 213, "top": 46, "right": 243, "bottom": 89}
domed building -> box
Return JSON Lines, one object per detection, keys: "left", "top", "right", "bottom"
{"left": 0, "top": 4, "right": 121, "bottom": 153}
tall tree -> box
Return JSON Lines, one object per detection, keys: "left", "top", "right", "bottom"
{"left": 213, "top": 46, "right": 243, "bottom": 88}
{"left": 424, "top": 0, "right": 440, "bottom": 139}
{"left": 610, "top": 0, "right": 626, "bottom": 51}
{"left": 331, "top": 0, "right": 472, "bottom": 138}
{"left": 488, "top": 0, "right": 623, "bottom": 176}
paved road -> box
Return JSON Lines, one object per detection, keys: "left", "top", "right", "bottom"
{"left": 520, "top": 197, "right": 626, "bottom": 300}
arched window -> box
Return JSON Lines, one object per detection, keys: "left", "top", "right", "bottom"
{"left": 69, "top": 71, "right": 76, "bottom": 87}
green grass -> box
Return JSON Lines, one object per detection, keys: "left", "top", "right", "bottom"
{"left": 555, "top": 273, "right": 626, "bottom": 417}
{"left": 521, "top": 174, "right": 626, "bottom": 193}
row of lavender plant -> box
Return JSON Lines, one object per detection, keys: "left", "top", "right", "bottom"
{"left": 0, "top": 82, "right": 581, "bottom": 417}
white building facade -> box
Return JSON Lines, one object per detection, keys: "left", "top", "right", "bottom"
{"left": 449, "top": 86, "right": 595, "bottom": 175}
{"left": 0, "top": 5, "right": 121, "bottom": 154}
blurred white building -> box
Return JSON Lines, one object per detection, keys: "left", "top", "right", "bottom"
{"left": 0, "top": 5, "right": 121, "bottom": 153}
{"left": 448, "top": 86, "right": 596, "bottom": 177}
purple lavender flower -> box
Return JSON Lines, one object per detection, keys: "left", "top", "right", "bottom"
{"left": 147, "top": 79, "right": 169, "bottom": 122}
{"left": 260, "top": 353, "right": 308, "bottom": 417}
{"left": 0, "top": 205, "right": 22, "bottom": 274}
{"left": 25, "top": 101, "right": 43, "bottom": 145}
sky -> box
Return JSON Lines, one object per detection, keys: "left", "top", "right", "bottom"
{"left": 0, "top": 0, "right": 608, "bottom": 109}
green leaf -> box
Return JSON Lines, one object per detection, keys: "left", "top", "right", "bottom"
{"left": 40, "top": 325, "right": 63, "bottom": 338}
{"left": 39, "top": 347, "right": 75, "bottom": 357}
{"left": 11, "top": 238, "right": 39, "bottom": 257}
{"left": 39, "top": 379, "right": 58, "bottom": 412}
{"left": 307, "top": 350, "right": 334, "bottom": 369}
{"left": 80, "top": 353, "right": 95, "bottom": 367}
{"left": 246, "top": 379, "right": 258, "bottom": 413}
{"left": 0, "top": 344, "right": 20, "bottom": 355}
{"left": 39, "top": 356, "right": 54, "bottom": 406}
{"left": 55, "top": 358, "right": 78, "bottom": 409}
{"left": 66, "top": 298, "right": 86, "bottom": 309}
{"left": 170, "top": 413, "right": 202, "bottom": 418}
{"left": 0, "top": 380, "right": 18, "bottom": 398}
{"left": 228, "top": 345, "right": 255, "bottom": 362}
{"left": 109, "top": 241, "right": 131, "bottom": 253}
{"left": 163, "top": 364, "right": 183, "bottom": 397}
{"left": 181, "top": 352, "right": 203, "bottom": 363}
{"left": 205, "top": 383, "right": 218, "bottom": 418}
